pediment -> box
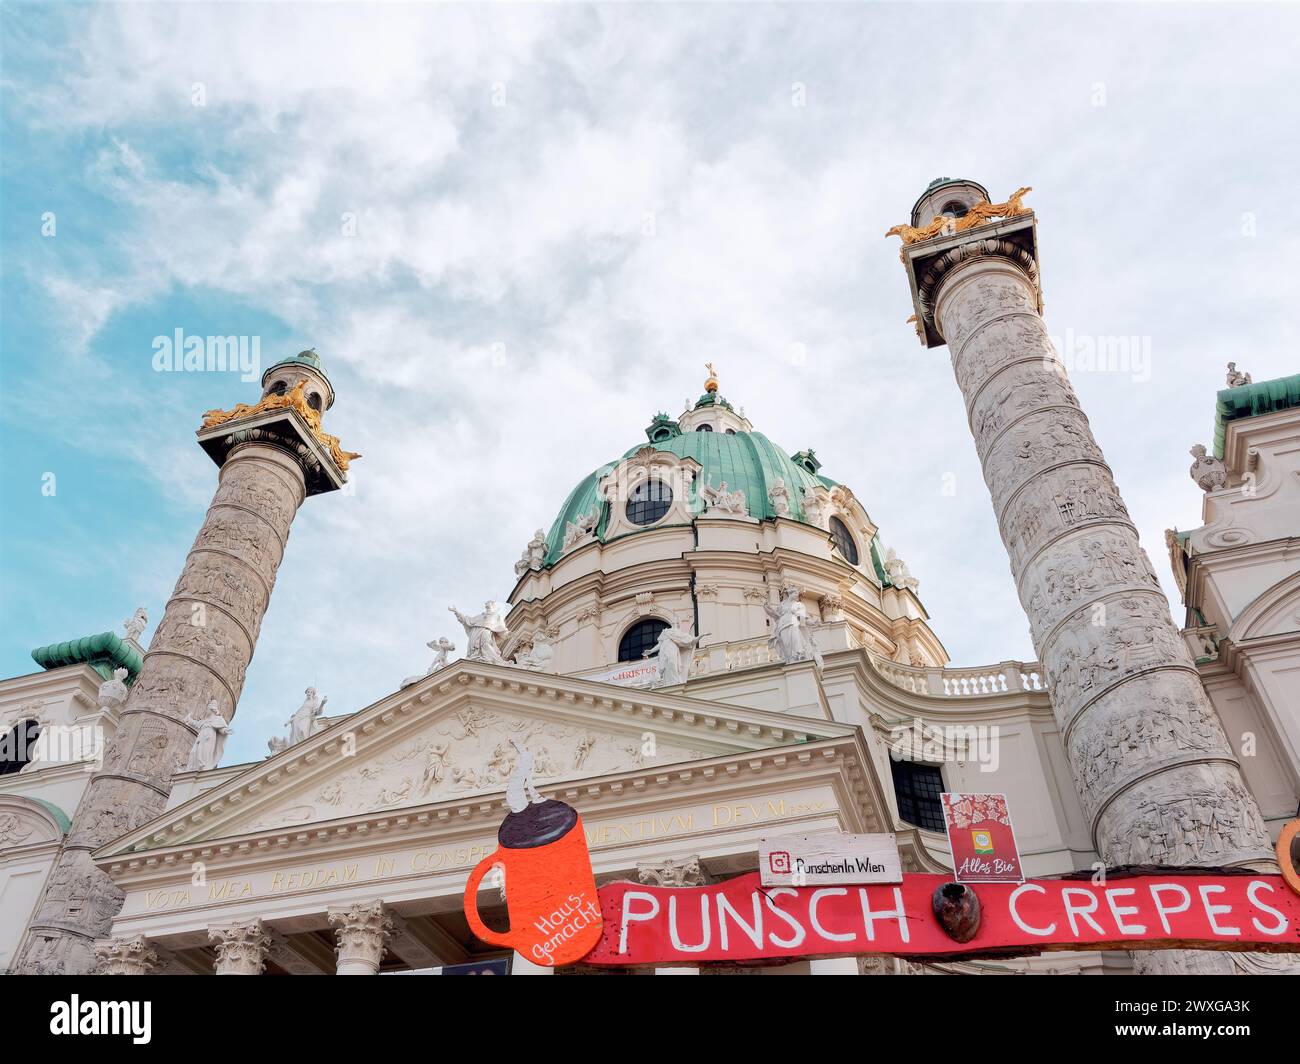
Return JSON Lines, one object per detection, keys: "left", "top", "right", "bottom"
{"left": 105, "top": 661, "right": 845, "bottom": 854}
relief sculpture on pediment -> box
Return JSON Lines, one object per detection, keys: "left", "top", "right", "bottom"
{"left": 240, "top": 710, "right": 708, "bottom": 832}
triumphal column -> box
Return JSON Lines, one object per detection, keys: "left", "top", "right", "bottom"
{"left": 889, "top": 180, "right": 1273, "bottom": 974}
{"left": 14, "top": 350, "right": 358, "bottom": 975}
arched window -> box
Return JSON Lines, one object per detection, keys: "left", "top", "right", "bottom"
{"left": 725, "top": 428, "right": 736, "bottom": 435}
{"left": 270, "top": 380, "right": 288, "bottom": 396}
{"left": 890, "top": 760, "right": 945, "bottom": 832}
{"left": 307, "top": 392, "right": 323, "bottom": 411}
{"left": 828, "top": 516, "right": 859, "bottom": 565}
{"left": 940, "top": 200, "right": 968, "bottom": 219}
{"left": 0, "top": 719, "right": 42, "bottom": 776}
{"left": 618, "top": 619, "right": 669, "bottom": 662}
{"left": 698, "top": 424, "right": 713, "bottom": 432}
{"left": 626, "top": 479, "right": 673, "bottom": 526}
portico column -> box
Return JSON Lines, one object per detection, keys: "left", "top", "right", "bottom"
{"left": 890, "top": 181, "right": 1273, "bottom": 975}
{"left": 93, "top": 935, "right": 160, "bottom": 975}
{"left": 328, "top": 900, "right": 394, "bottom": 975}
{"left": 209, "top": 919, "right": 271, "bottom": 975}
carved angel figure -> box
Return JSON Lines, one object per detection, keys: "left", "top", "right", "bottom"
{"left": 700, "top": 475, "right": 746, "bottom": 516}
{"left": 400, "top": 636, "right": 456, "bottom": 688}
{"left": 513, "top": 634, "right": 555, "bottom": 673}
{"left": 562, "top": 508, "right": 599, "bottom": 549}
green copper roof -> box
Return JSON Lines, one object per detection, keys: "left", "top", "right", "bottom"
{"left": 31, "top": 632, "right": 143, "bottom": 683}
{"left": 30, "top": 798, "right": 72, "bottom": 834}
{"left": 1213, "top": 373, "right": 1300, "bottom": 458}
{"left": 540, "top": 426, "right": 891, "bottom": 584}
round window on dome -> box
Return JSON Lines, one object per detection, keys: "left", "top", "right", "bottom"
{"left": 829, "top": 516, "right": 859, "bottom": 565}
{"left": 626, "top": 478, "right": 673, "bottom": 526}
{"left": 619, "top": 618, "right": 669, "bottom": 662}
{"left": 698, "top": 424, "right": 713, "bottom": 432}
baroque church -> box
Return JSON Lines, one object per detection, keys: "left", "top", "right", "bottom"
{"left": 1, "top": 179, "right": 1297, "bottom": 976}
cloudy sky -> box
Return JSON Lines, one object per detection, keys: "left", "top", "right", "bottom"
{"left": 2, "top": 2, "right": 1296, "bottom": 764}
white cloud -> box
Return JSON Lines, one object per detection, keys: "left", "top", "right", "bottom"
{"left": 9, "top": 2, "right": 1300, "bottom": 761}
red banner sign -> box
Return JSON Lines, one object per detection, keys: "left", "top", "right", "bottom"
{"left": 581, "top": 871, "right": 1300, "bottom": 966}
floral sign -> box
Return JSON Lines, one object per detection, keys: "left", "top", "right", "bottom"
{"left": 941, "top": 792, "right": 1024, "bottom": 884}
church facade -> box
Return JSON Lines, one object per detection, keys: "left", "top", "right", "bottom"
{"left": 1, "top": 181, "right": 1297, "bottom": 975}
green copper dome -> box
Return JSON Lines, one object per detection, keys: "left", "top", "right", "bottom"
{"left": 541, "top": 421, "right": 889, "bottom": 580}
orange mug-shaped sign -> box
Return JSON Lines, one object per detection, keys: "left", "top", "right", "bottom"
{"left": 1278, "top": 819, "right": 1300, "bottom": 898}
{"left": 464, "top": 747, "right": 603, "bottom": 967}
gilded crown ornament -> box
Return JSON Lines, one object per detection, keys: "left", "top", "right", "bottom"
{"left": 885, "top": 187, "right": 1033, "bottom": 248}
{"left": 201, "top": 379, "right": 361, "bottom": 473}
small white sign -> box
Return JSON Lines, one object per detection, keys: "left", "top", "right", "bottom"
{"left": 583, "top": 661, "right": 658, "bottom": 688}
{"left": 759, "top": 831, "right": 902, "bottom": 886}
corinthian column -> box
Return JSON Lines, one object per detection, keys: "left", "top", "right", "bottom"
{"left": 14, "top": 350, "right": 355, "bottom": 975}
{"left": 210, "top": 920, "right": 271, "bottom": 975}
{"left": 328, "top": 901, "right": 394, "bottom": 975}
{"left": 890, "top": 181, "right": 1272, "bottom": 974}
{"left": 94, "top": 935, "right": 160, "bottom": 975}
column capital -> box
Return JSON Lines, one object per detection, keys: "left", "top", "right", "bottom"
{"left": 636, "top": 855, "right": 708, "bottom": 887}
{"left": 94, "top": 934, "right": 160, "bottom": 975}
{"left": 327, "top": 900, "right": 394, "bottom": 975}
{"left": 887, "top": 183, "right": 1041, "bottom": 348}
{"left": 209, "top": 918, "right": 269, "bottom": 975}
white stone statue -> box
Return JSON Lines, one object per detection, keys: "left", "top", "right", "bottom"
{"left": 449, "top": 602, "right": 509, "bottom": 664}
{"left": 768, "top": 478, "right": 791, "bottom": 517}
{"left": 287, "top": 687, "right": 328, "bottom": 745}
{"left": 1189, "top": 444, "right": 1228, "bottom": 492}
{"left": 184, "top": 699, "right": 231, "bottom": 772}
{"left": 96, "top": 667, "right": 130, "bottom": 713}
{"left": 700, "top": 475, "right": 747, "bottom": 516}
{"left": 401, "top": 637, "right": 456, "bottom": 688}
{"left": 267, "top": 735, "right": 289, "bottom": 757}
{"left": 513, "top": 634, "right": 555, "bottom": 673}
{"left": 884, "top": 548, "right": 920, "bottom": 592}
{"left": 763, "top": 586, "right": 823, "bottom": 669}
{"left": 800, "top": 486, "right": 827, "bottom": 528}
{"left": 512, "top": 529, "right": 548, "bottom": 576}
{"left": 122, "top": 607, "right": 148, "bottom": 643}
{"left": 644, "top": 621, "right": 704, "bottom": 687}
{"left": 1225, "top": 361, "right": 1252, "bottom": 387}
{"left": 562, "top": 509, "right": 599, "bottom": 549}
{"left": 505, "top": 739, "right": 544, "bottom": 812}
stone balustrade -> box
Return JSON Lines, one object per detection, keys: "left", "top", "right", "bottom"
{"left": 869, "top": 655, "right": 1044, "bottom": 699}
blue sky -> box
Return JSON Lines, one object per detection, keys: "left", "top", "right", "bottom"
{"left": 2, "top": 2, "right": 1298, "bottom": 765}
